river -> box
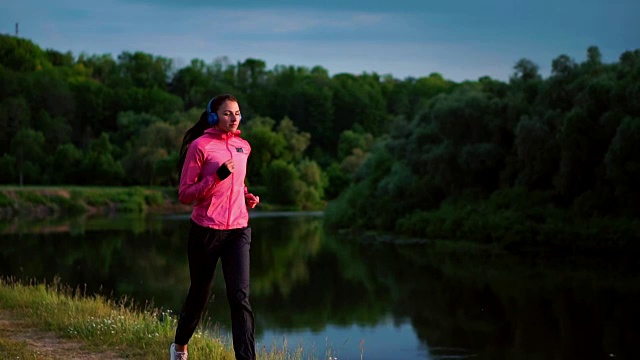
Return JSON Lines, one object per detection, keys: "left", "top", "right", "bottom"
{"left": 1, "top": 212, "right": 638, "bottom": 359}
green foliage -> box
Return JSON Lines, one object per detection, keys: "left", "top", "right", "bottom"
{"left": 50, "top": 194, "right": 86, "bottom": 214}
{"left": 79, "top": 133, "right": 125, "bottom": 185}
{"left": 0, "top": 192, "right": 12, "bottom": 207}
{"left": 265, "top": 160, "right": 302, "bottom": 207}
{"left": 324, "top": 46, "right": 640, "bottom": 250}
{"left": 514, "top": 116, "right": 559, "bottom": 189}
{"left": 10, "top": 128, "right": 48, "bottom": 185}
{"left": 0, "top": 154, "right": 16, "bottom": 184}
{"left": 52, "top": 143, "right": 84, "bottom": 184}
{"left": 117, "top": 51, "right": 173, "bottom": 89}
{"left": 143, "top": 190, "right": 165, "bottom": 207}
{"left": 395, "top": 190, "right": 640, "bottom": 252}
{"left": 0, "top": 96, "right": 31, "bottom": 153}
{"left": 242, "top": 116, "right": 287, "bottom": 184}
{"left": 296, "top": 159, "right": 327, "bottom": 208}
{"left": 337, "top": 128, "right": 374, "bottom": 161}
{"left": 276, "top": 117, "right": 311, "bottom": 163}
{"left": 605, "top": 116, "right": 640, "bottom": 213}
{"left": 323, "top": 162, "right": 351, "bottom": 200}
{"left": 1, "top": 37, "right": 638, "bottom": 223}
{"left": 0, "top": 35, "right": 50, "bottom": 71}
{"left": 324, "top": 181, "right": 371, "bottom": 230}
{"left": 15, "top": 190, "right": 48, "bottom": 205}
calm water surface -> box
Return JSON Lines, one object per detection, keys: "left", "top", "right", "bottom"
{"left": 1, "top": 212, "right": 638, "bottom": 360}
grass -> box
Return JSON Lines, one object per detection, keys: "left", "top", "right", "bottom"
{"left": 0, "top": 277, "right": 319, "bottom": 360}
{"left": 0, "top": 337, "right": 38, "bottom": 359}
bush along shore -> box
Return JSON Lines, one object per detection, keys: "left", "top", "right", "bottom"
{"left": 325, "top": 187, "right": 640, "bottom": 256}
{"left": 0, "top": 186, "right": 189, "bottom": 220}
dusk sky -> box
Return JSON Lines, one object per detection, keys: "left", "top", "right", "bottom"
{"left": 2, "top": 0, "right": 638, "bottom": 82}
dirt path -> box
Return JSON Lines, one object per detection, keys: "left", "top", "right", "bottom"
{"left": 0, "top": 310, "right": 125, "bottom": 360}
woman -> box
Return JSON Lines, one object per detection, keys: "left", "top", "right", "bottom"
{"left": 171, "top": 94, "right": 259, "bottom": 360}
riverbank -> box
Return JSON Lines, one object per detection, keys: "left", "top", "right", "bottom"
{"left": 0, "top": 186, "right": 188, "bottom": 220}
{"left": 325, "top": 189, "right": 640, "bottom": 255}
{"left": 0, "top": 278, "right": 302, "bottom": 360}
{"left": 0, "top": 186, "right": 317, "bottom": 221}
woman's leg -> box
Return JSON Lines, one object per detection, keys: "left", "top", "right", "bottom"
{"left": 221, "top": 227, "right": 255, "bottom": 360}
{"left": 174, "top": 222, "right": 221, "bottom": 346}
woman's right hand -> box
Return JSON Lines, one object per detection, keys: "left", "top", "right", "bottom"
{"left": 222, "top": 159, "right": 235, "bottom": 172}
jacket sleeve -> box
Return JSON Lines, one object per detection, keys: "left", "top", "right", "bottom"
{"left": 178, "top": 142, "right": 217, "bottom": 205}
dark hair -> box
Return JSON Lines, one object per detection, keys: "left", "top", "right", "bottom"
{"left": 177, "top": 94, "right": 239, "bottom": 179}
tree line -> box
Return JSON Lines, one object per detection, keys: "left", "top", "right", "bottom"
{"left": 0, "top": 34, "right": 456, "bottom": 208}
{"left": 325, "top": 47, "right": 640, "bottom": 249}
{"left": 1, "top": 34, "right": 639, "bottom": 244}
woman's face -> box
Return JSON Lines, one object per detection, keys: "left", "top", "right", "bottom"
{"left": 216, "top": 100, "right": 241, "bottom": 133}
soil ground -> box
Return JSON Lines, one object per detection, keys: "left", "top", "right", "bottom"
{"left": 0, "top": 310, "right": 125, "bottom": 360}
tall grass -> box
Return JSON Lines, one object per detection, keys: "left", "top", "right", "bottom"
{"left": 0, "top": 278, "right": 315, "bottom": 359}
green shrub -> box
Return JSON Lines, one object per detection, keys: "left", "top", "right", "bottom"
{"left": 0, "top": 192, "right": 13, "bottom": 207}
{"left": 15, "top": 191, "right": 49, "bottom": 205}
{"left": 143, "top": 191, "right": 164, "bottom": 207}
{"left": 50, "top": 195, "right": 86, "bottom": 215}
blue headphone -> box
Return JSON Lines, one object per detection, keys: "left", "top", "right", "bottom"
{"left": 206, "top": 98, "right": 219, "bottom": 126}
{"left": 206, "top": 97, "right": 242, "bottom": 126}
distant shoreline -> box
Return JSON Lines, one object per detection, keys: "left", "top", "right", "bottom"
{"left": 0, "top": 186, "right": 188, "bottom": 220}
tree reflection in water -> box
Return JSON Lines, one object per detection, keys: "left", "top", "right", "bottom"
{"left": 1, "top": 213, "right": 638, "bottom": 359}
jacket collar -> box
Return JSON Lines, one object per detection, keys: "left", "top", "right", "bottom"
{"left": 204, "top": 127, "right": 242, "bottom": 139}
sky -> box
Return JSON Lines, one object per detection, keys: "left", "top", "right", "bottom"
{"left": 1, "top": 0, "right": 639, "bottom": 82}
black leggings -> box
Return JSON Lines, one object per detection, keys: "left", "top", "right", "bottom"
{"left": 174, "top": 221, "right": 255, "bottom": 360}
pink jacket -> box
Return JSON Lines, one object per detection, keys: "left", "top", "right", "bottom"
{"left": 178, "top": 128, "right": 252, "bottom": 230}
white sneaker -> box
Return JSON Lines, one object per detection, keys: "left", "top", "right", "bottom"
{"left": 170, "top": 343, "right": 188, "bottom": 360}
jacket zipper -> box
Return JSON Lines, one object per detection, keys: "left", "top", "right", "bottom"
{"left": 225, "top": 135, "right": 234, "bottom": 229}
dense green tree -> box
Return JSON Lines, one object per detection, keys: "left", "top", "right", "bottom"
{"left": 0, "top": 66, "right": 21, "bottom": 100}
{"left": 241, "top": 116, "right": 287, "bottom": 185}
{"left": 337, "top": 129, "right": 374, "bottom": 161}
{"left": 514, "top": 116, "right": 559, "bottom": 190}
{"left": 117, "top": 51, "right": 173, "bottom": 89}
{"left": 45, "top": 49, "right": 74, "bottom": 67}
{"left": 0, "top": 96, "right": 31, "bottom": 154}
{"left": 68, "top": 79, "right": 113, "bottom": 140}
{"left": 52, "top": 143, "right": 84, "bottom": 184}
{"left": 121, "top": 121, "right": 181, "bottom": 185}
{"left": 79, "top": 133, "right": 125, "bottom": 185}
{"left": 25, "top": 68, "right": 76, "bottom": 120}
{"left": 170, "top": 59, "right": 210, "bottom": 110}
{"left": 39, "top": 111, "right": 72, "bottom": 153}
{"left": 297, "top": 159, "right": 327, "bottom": 207}
{"left": 76, "top": 53, "right": 119, "bottom": 85}
{"left": 289, "top": 76, "right": 334, "bottom": 160}
{"left": 275, "top": 117, "right": 310, "bottom": 163}
{"left": 10, "top": 128, "right": 48, "bottom": 185}
{"left": 0, "top": 35, "right": 50, "bottom": 71}
{"left": 605, "top": 117, "right": 640, "bottom": 214}
{"left": 237, "top": 58, "right": 269, "bottom": 114}
{"left": 0, "top": 153, "right": 16, "bottom": 183}
{"left": 265, "top": 159, "right": 302, "bottom": 206}
{"left": 1, "top": 35, "right": 638, "bottom": 220}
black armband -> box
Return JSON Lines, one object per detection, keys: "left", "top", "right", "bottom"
{"left": 217, "top": 163, "right": 231, "bottom": 181}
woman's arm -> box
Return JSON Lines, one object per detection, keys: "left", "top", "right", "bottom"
{"left": 178, "top": 143, "right": 217, "bottom": 205}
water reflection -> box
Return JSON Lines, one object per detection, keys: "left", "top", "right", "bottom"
{"left": 1, "top": 213, "right": 638, "bottom": 359}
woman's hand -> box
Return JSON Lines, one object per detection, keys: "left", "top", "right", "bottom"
{"left": 217, "top": 159, "right": 235, "bottom": 181}
{"left": 245, "top": 193, "right": 260, "bottom": 209}
{"left": 222, "top": 159, "right": 235, "bottom": 172}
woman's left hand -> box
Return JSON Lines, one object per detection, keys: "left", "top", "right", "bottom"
{"left": 245, "top": 193, "right": 260, "bottom": 208}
